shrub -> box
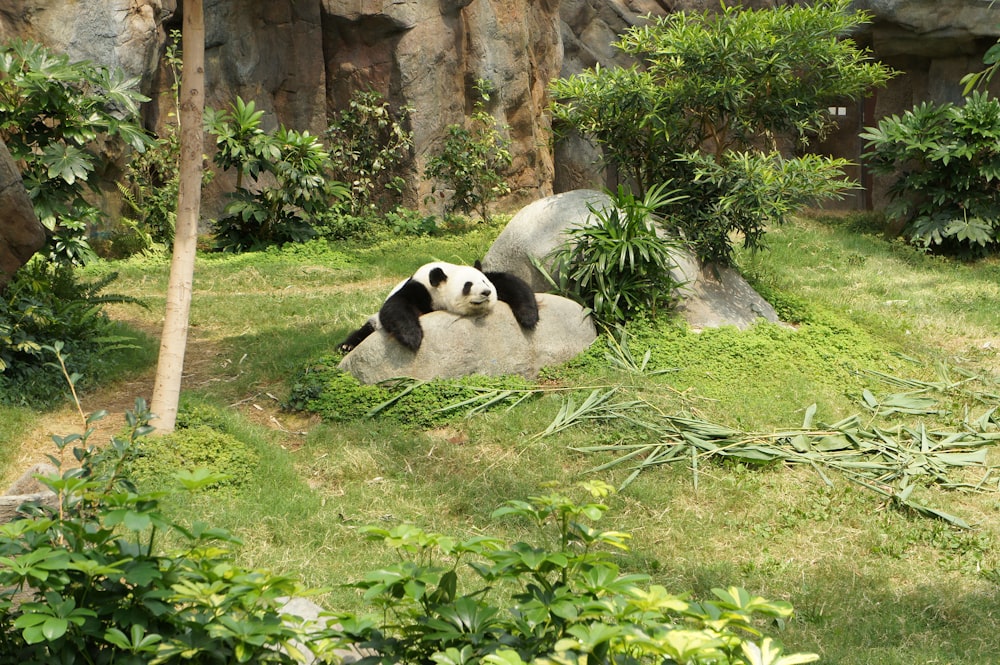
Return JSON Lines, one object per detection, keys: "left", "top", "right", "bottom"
{"left": 0, "top": 39, "right": 150, "bottom": 266}
{"left": 425, "top": 80, "right": 512, "bottom": 224}
{"left": 325, "top": 89, "right": 413, "bottom": 217}
{"left": 106, "top": 32, "right": 188, "bottom": 259}
{"left": 861, "top": 91, "right": 1000, "bottom": 256}
{"left": 549, "top": 0, "right": 893, "bottom": 265}
{"left": 286, "top": 360, "right": 535, "bottom": 427}
{"left": 0, "top": 261, "right": 147, "bottom": 406}
{"left": 548, "top": 184, "right": 684, "bottom": 327}
{"left": 319, "top": 481, "right": 817, "bottom": 665}
{"left": 206, "top": 97, "right": 349, "bottom": 252}
{"left": 0, "top": 387, "right": 318, "bottom": 663}
{"left": 130, "top": 425, "right": 260, "bottom": 492}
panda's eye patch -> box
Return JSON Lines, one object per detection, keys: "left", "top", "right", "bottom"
{"left": 463, "top": 282, "right": 473, "bottom": 295}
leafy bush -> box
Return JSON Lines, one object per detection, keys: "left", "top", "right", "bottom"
{"left": 325, "top": 89, "right": 413, "bottom": 217}
{"left": 0, "top": 390, "right": 319, "bottom": 663}
{"left": 425, "top": 80, "right": 512, "bottom": 224}
{"left": 548, "top": 185, "right": 684, "bottom": 327}
{"left": 206, "top": 97, "right": 349, "bottom": 252}
{"left": 130, "top": 425, "right": 260, "bottom": 492}
{"left": 320, "top": 481, "right": 817, "bottom": 665}
{"left": 549, "top": 0, "right": 893, "bottom": 265}
{"left": 0, "top": 39, "right": 150, "bottom": 266}
{"left": 0, "top": 261, "right": 147, "bottom": 406}
{"left": 861, "top": 91, "right": 1000, "bottom": 255}
{"left": 105, "top": 31, "right": 186, "bottom": 259}
{"left": 286, "top": 360, "right": 535, "bottom": 427}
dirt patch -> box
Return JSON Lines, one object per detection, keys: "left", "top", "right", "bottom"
{"left": 3, "top": 319, "right": 314, "bottom": 488}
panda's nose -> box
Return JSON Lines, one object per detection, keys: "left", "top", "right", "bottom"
{"left": 481, "top": 288, "right": 492, "bottom": 297}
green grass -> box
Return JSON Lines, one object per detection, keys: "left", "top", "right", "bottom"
{"left": 8, "top": 214, "right": 1000, "bottom": 664}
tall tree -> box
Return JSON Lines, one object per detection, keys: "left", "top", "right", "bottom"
{"left": 549, "top": 0, "right": 894, "bottom": 265}
{"left": 150, "top": 0, "right": 205, "bottom": 432}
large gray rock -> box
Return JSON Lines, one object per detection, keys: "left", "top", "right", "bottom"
{"left": 0, "top": 139, "right": 45, "bottom": 290}
{"left": 338, "top": 294, "right": 596, "bottom": 384}
{"left": 1, "top": 463, "right": 57, "bottom": 524}
{"left": 482, "top": 190, "right": 781, "bottom": 331}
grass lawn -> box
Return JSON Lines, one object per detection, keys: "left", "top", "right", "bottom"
{"left": 2, "top": 211, "right": 999, "bottom": 664}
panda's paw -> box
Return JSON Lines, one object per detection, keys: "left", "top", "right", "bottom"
{"left": 340, "top": 320, "right": 377, "bottom": 353}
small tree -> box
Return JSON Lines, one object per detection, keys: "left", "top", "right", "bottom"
{"left": 861, "top": 91, "right": 1000, "bottom": 255}
{"left": 206, "top": 97, "right": 346, "bottom": 251}
{"left": 0, "top": 39, "right": 150, "bottom": 266}
{"left": 326, "top": 89, "right": 413, "bottom": 216}
{"left": 151, "top": 0, "right": 205, "bottom": 434}
{"left": 550, "top": 0, "right": 894, "bottom": 265}
{"left": 425, "top": 79, "right": 512, "bottom": 224}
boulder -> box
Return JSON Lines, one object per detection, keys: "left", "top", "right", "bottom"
{"left": 1, "top": 463, "right": 57, "bottom": 524}
{"left": 338, "top": 294, "right": 596, "bottom": 384}
{"left": 481, "top": 190, "right": 781, "bottom": 331}
{"left": 0, "top": 138, "right": 46, "bottom": 290}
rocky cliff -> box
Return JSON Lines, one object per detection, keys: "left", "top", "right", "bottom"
{"left": 0, "top": 0, "right": 997, "bottom": 214}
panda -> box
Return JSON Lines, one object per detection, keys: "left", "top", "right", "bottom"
{"left": 339, "top": 261, "right": 539, "bottom": 353}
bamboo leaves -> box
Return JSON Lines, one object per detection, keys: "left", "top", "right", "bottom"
{"left": 541, "top": 384, "right": 1000, "bottom": 527}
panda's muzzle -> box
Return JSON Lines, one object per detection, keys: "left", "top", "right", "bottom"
{"left": 463, "top": 281, "right": 492, "bottom": 304}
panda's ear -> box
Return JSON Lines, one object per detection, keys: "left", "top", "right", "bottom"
{"left": 429, "top": 267, "right": 448, "bottom": 287}
{"left": 474, "top": 260, "right": 483, "bottom": 271}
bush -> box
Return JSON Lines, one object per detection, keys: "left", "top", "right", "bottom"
{"left": 548, "top": 184, "right": 684, "bottom": 327}
{"left": 206, "top": 97, "right": 349, "bottom": 252}
{"left": 0, "top": 39, "right": 150, "bottom": 266}
{"left": 861, "top": 91, "right": 1000, "bottom": 256}
{"left": 0, "top": 262, "right": 147, "bottom": 406}
{"left": 0, "top": 395, "right": 319, "bottom": 663}
{"left": 320, "top": 481, "right": 817, "bottom": 665}
{"left": 130, "top": 425, "right": 260, "bottom": 492}
{"left": 325, "top": 89, "right": 413, "bottom": 217}
{"left": 425, "top": 80, "right": 512, "bottom": 224}
{"left": 286, "top": 360, "right": 535, "bottom": 428}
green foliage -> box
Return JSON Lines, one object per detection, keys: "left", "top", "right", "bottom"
{"left": 549, "top": 0, "right": 893, "bottom": 265}
{"left": 861, "top": 91, "right": 1000, "bottom": 256}
{"left": 286, "top": 360, "right": 535, "bottom": 427}
{"left": 0, "top": 39, "right": 151, "bottom": 266}
{"left": 548, "top": 184, "right": 685, "bottom": 326}
{"left": 106, "top": 31, "right": 187, "bottom": 259}
{"left": 0, "top": 360, "right": 319, "bottom": 663}
{"left": 0, "top": 261, "right": 148, "bottom": 406}
{"left": 130, "top": 425, "right": 260, "bottom": 493}
{"left": 206, "top": 97, "right": 348, "bottom": 252}
{"left": 960, "top": 35, "right": 1000, "bottom": 94}
{"left": 425, "top": 80, "right": 512, "bottom": 223}
{"left": 320, "top": 481, "right": 816, "bottom": 665}
{"left": 325, "top": 89, "right": 413, "bottom": 217}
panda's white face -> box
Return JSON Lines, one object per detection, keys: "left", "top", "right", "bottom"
{"left": 413, "top": 262, "right": 498, "bottom": 317}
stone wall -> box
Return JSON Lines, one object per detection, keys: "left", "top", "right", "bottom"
{"left": 1, "top": 0, "right": 998, "bottom": 216}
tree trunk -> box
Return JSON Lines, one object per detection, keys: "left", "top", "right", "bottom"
{"left": 0, "top": 138, "right": 45, "bottom": 291}
{"left": 150, "top": 0, "right": 205, "bottom": 433}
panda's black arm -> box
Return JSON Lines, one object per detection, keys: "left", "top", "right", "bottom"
{"left": 379, "top": 280, "right": 434, "bottom": 351}
{"left": 483, "top": 271, "right": 539, "bottom": 330}
{"left": 339, "top": 319, "right": 377, "bottom": 352}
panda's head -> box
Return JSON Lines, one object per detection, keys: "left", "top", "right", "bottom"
{"left": 414, "top": 261, "right": 498, "bottom": 317}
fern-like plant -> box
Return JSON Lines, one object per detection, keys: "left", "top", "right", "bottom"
{"left": 549, "top": 184, "right": 685, "bottom": 327}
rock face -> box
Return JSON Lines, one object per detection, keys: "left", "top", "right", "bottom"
{"left": 0, "top": 139, "right": 46, "bottom": 290}
{"left": 0, "top": 0, "right": 995, "bottom": 215}
{"left": 482, "top": 190, "right": 781, "bottom": 331}
{"left": 338, "top": 294, "right": 597, "bottom": 384}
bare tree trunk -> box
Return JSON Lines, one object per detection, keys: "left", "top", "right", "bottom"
{"left": 0, "top": 138, "right": 45, "bottom": 291}
{"left": 150, "top": 0, "right": 204, "bottom": 433}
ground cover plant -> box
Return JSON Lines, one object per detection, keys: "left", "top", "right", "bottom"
{"left": 1, "top": 212, "right": 999, "bottom": 664}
